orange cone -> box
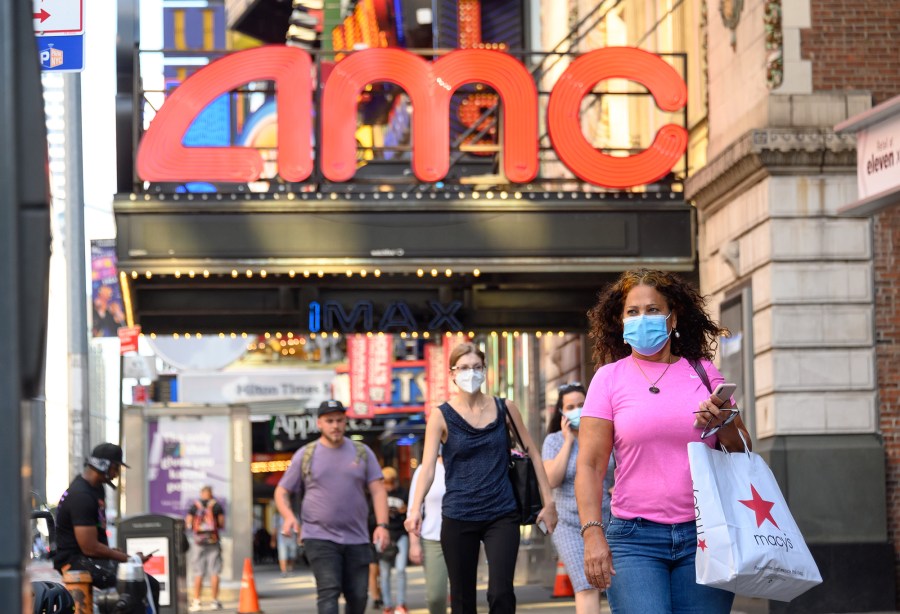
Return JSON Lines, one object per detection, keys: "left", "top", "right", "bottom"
{"left": 238, "top": 557, "right": 264, "bottom": 614}
{"left": 552, "top": 560, "right": 574, "bottom": 598}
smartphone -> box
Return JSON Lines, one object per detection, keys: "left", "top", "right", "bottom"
{"left": 712, "top": 382, "right": 737, "bottom": 405}
{"left": 537, "top": 520, "right": 548, "bottom": 534}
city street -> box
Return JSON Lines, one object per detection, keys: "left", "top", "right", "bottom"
{"left": 208, "top": 563, "right": 590, "bottom": 613}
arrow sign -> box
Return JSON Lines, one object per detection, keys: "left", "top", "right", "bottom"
{"left": 33, "top": 0, "right": 83, "bottom": 36}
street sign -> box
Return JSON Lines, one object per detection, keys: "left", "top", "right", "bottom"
{"left": 32, "top": 0, "right": 84, "bottom": 36}
{"left": 118, "top": 326, "right": 141, "bottom": 355}
{"left": 36, "top": 35, "right": 84, "bottom": 72}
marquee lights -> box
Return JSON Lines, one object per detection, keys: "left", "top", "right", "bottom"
{"left": 129, "top": 268, "right": 486, "bottom": 278}
{"left": 142, "top": 330, "right": 563, "bottom": 340}
{"left": 123, "top": 189, "right": 680, "bottom": 202}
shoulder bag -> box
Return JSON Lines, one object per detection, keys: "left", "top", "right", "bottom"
{"left": 497, "top": 397, "right": 543, "bottom": 525}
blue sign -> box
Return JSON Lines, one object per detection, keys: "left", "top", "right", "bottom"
{"left": 37, "top": 35, "right": 84, "bottom": 72}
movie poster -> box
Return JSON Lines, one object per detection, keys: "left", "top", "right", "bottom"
{"left": 90, "top": 239, "right": 126, "bottom": 337}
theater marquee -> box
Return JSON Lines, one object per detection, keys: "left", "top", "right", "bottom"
{"left": 115, "top": 44, "right": 695, "bottom": 334}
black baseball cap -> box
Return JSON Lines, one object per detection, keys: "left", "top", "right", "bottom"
{"left": 317, "top": 399, "right": 347, "bottom": 416}
{"left": 91, "top": 443, "right": 130, "bottom": 468}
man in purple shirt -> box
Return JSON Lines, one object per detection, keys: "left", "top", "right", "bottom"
{"left": 276, "top": 400, "right": 390, "bottom": 614}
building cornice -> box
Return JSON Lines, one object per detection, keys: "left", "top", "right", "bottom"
{"left": 685, "top": 128, "right": 857, "bottom": 213}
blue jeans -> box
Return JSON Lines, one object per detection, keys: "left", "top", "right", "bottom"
{"left": 605, "top": 516, "right": 734, "bottom": 614}
{"left": 303, "top": 539, "right": 373, "bottom": 614}
{"left": 379, "top": 534, "right": 409, "bottom": 608}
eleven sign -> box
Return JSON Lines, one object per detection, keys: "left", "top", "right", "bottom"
{"left": 137, "top": 46, "right": 688, "bottom": 190}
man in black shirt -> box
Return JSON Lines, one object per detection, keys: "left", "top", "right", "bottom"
{"left": 54, "top": 443, "right": 160, "bottom": 606}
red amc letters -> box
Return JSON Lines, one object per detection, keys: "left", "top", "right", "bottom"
{"left": 136, "top": 46, "right": 688, "bottom": 189}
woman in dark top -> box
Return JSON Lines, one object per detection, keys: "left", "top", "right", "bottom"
{"left": 405, "top": 342, "right": 558, "bottom": 613}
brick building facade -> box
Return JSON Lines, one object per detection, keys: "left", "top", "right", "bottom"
{"left": 686, "top": 1, "right": 900, "bottom": 610}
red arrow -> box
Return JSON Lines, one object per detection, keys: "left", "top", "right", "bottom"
{"left": 33, "top": 9, "right": 50, "bottom": 22}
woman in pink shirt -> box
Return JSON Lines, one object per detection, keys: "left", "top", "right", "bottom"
{"left": 575, "top": 269, "right": 751, "bottom": 613}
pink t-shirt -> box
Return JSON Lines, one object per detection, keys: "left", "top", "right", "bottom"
{"left": 582, "top": 356, "right": 726, "bottom": 524}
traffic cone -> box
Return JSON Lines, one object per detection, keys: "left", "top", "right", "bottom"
{"left": 552, "top": 560, "right": 574, "bottom": 598}
{"left": 238, "top": 557, "right": 264, "bottom": 614}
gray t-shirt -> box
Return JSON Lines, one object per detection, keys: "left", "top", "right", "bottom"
{"left": 278, "top": 438, "right": 382, "bottom": 545}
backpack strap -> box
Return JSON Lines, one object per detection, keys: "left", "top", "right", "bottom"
{"left": 301, "top": 440, "right": 368, "bottom": 482}
{"left": 351, "top": 440, "right": 368, "bottom": 472}
{"left": 301, "top": 441, "right": 318, "bottom": 481}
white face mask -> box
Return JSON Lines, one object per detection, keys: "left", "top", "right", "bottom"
{"left": 455, "top": 369, "right": 485, "bottom": 393}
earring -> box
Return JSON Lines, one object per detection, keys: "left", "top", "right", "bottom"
{"left": 674, "top": 329, "right": 680, "bottom": 339}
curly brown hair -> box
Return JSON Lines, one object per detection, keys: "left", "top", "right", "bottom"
{"left": 587, "top": 269, "right": 728, "bottom": 367}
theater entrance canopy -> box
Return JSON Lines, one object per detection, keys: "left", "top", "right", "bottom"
{"left": 114, "top": 45, "right": 695, "bottom": 335}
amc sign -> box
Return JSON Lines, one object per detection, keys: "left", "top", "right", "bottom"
{"left": 136, "top": 46, "right": 688, "bottom": 189}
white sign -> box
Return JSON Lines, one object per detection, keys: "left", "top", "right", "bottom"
{"left": 856, "top": 113, "right": 900, "bottom": 200}
{"left": 33, "top": 0, "right": 84, "bottom": 35}
{"left": 178, "top": 369, "right": 334, "bottom": 405}
{"left": 123, "top": 355, "right": 159, "bottom": 381}
{"left": 124, "top": 536, "right": 171, "bottom": 606}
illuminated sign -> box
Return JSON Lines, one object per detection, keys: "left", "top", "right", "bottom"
{"left": 136, "top": 46, "right": 687, "bottom": 189}
{"left": 309, "top": 300, "right": 463, "bottom": 333}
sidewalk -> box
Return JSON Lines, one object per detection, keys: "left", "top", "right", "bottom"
{"left": 200, "top": 562, "right": 584, "bottom": 613}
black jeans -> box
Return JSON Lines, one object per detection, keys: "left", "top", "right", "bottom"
{"left": 303, "top": 539, "right": 373, "bottom": 614}
{"left": 440, "top": 513, "right": 520, "bottom": 614}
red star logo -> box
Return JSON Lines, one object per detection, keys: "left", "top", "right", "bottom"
{"left": 697, "top": 539, "right": 708, "bottom": 552}
{"left": 738, "top": 484, "right": 779, "bottom": 529}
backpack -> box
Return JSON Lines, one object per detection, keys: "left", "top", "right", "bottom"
{"left": 191, "top": 499, "right": 220, "bottom": 545}
{"left": 300, "top": 440, "right": 368, "bottom": 482}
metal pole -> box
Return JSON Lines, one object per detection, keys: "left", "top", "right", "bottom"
{"left": 64, "top": 73, "right": 91, "bottom": 479}
{"left": 0, "top": 0, "right": 52, "bottom": 608}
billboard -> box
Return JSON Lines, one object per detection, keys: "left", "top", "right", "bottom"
{"left": 90, "top": 239, "right": 126, "bottom": 337}
{"left": 147, "top": 416, "right": 230, "bottom": 518}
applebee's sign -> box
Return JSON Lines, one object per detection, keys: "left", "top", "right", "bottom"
{"left": 137, "top": 46, "right": 687, "bottom": 189}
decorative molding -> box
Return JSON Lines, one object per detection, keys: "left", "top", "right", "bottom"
{"left": 719, "top": 0, "right": 743, "bottom": 50}
{"left": 685, "top": 128, "right": 857, "bottom": 212}
{"left": 764, "top": 0, "right": 783, "bottom": 89}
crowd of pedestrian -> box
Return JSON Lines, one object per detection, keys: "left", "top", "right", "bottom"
{"left": 66, "top": 268, "right": 741, "bottom": 614}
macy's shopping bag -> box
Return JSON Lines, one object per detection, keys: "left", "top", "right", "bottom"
{"left": 688, "top": 437, "right": 822, "bottom": 601}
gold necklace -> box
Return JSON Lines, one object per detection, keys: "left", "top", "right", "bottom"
{"left": 632, "top": 355, "right": 673, "bottom": 394}
{"left": 460, "top": 395, "right": 488, "bottom": 415}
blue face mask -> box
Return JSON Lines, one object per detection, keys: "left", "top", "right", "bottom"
{"left": 623, "top": 313, "right": 672, "bottom": 355}
{"left": 563, "top": 407, "right": 582, "bottom": 429}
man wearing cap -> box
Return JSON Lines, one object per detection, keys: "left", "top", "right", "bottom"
{"left": 54, "top": 443, "right": 160, "bottom": 607}
{"left": 275, "top": 400, "right": 390, "bottom": 614}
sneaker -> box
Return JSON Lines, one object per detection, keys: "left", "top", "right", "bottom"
{"left": 396, "top": 606, "right": 408, "bottom": 614}
{"left": 211, "top": 601, "right": 223, "bottom": 610}
{"left": 382, "top": 608, "right": 393, "bottom": 614}
{"left": 189, "top": 600, "right": 202, "bottom": 612}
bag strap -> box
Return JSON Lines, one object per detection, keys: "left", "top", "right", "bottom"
{"left": 688, "top": 358, "right": 712, "bottom": 393}
{"left": 301, "top": 441, "right": 317, "bottom": 481}
{"left": 497, "top": 397, "right": 527, "bottom": 452}
{"left": 689, "top": 358, "right": 751, "bottom": 455}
